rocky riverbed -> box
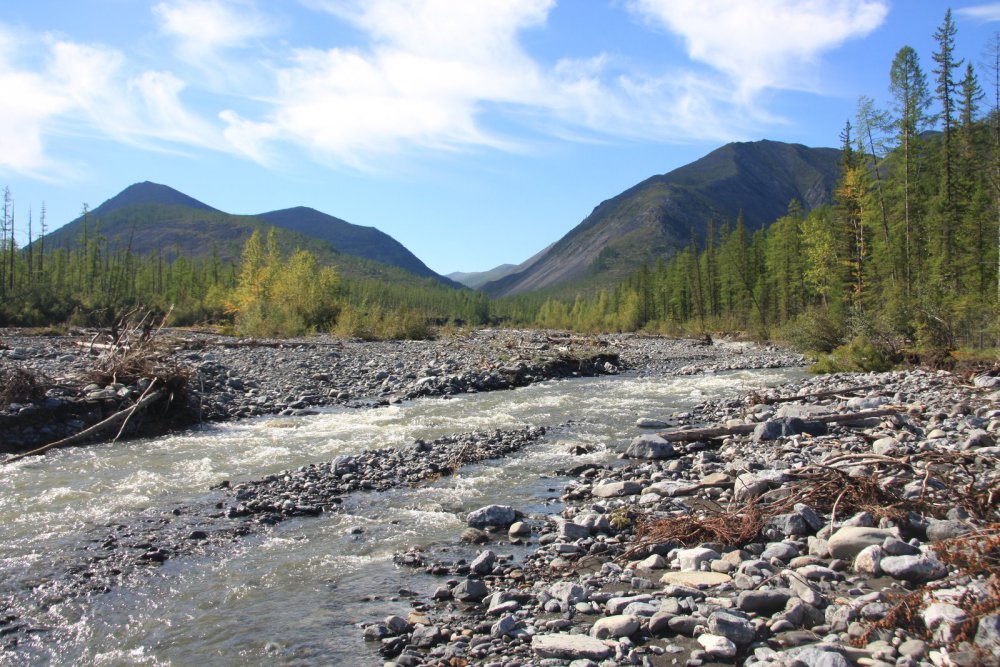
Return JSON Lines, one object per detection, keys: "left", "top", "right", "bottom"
{"left": 3, "top": 329, "right": 998, "bottom": 666}
{"left": 0, "top": 328, "right": 799, "bottom": 453}
{"left": 363, "top": 370, "right": 1000, "bottom": 667}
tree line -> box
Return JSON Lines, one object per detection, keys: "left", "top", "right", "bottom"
{"left": 522, "top": 9, "right": 1000, "bottom": 366}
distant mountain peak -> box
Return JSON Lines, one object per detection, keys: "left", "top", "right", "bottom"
{"left": 91, "top": 181, "right": 219, "bottom": 217}
{"left": 482, "top": 139, "right": 839, "bottom": 297}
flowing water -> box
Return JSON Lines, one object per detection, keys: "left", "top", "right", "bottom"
{"left": 0, "top": 367, "right": 802, "bottom": 666}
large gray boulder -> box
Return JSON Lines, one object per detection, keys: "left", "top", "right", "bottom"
{"left": 531, "top": 634, "right": 611, "bottom": 661}
{"left": 624, "top": 434, "right": 677, "bottom": 459}
{"left": 466, "top": 504, "right": 516, "bottom": 529}
{"left": 827, "top": 526, "right": 896, "bottom": 560}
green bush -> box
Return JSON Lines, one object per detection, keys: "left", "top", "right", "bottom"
{"left": 780, "top": 306, "right": 845, "bottom": 354}
{"left": 810, "top": 335, "right": 895, "bottom": 374}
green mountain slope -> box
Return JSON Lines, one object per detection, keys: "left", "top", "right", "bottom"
{"left": 483, "top": 140, "right": 840, "bottom": 297}
{"left": 256, "top": 206, "right": 447, "bottom": 281}
{"left": 41, "top": 183, "right": 457, "bottom": 287}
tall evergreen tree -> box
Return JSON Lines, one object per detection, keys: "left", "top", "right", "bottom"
{"left": 932, "top": 9, "right": 963, "bottom": 285}
{"left": 889, "top": 46, "right": 932, "bottom": 296}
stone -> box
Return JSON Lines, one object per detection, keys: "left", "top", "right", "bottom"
{"left": 624, "top": 434, "right": 677, "bottom": 459}
{"left": 508, "top": 521, "right": 530, "bottom": 538}
{"left": 853, "top": 544, "right": 883, "bottom": 576}
{"left": 752, "top": 417, "right": 827, "bottom": 442}
{"left": 410, "top": 624, "right": 441, "bottom": 648}
{"left": 922, "top": 603, "right": 970, "bottom": 643}
{"left": 606, "top": 595, "right": 652, "bottom": 615}
{"left": 461, "top": 527, "right": 491, "bottom": 544}
{"left": 925, "top": 519, "right": 973, "bottom": 542}
{"left": 879, "top": 555, "right": 948, "bottom": 583}
{"left": 648, "top": 612, "right": 673, "bottom": 636}
{"left": 961, "top": 428, "right": 994, "bottom": 449}
{"left": 453, "top": 578, "right": 488, "bottom": 602}
{"left": 973, "top": 375, "right": 1000, "bottom": 389}
{"left": 794, "top": 503, "right": 825, "bottom": 532}
{"left": 708, "top": 610, "right": 755, "bottom": 645}
{"left": 659, "top": 571, "right": 732, "bottom": 587}
{"left": 573, "top": 512, "right": 612, "bottom": 533}
{"left": 974, "top": 614, "right": 1000, "bottom": 660}
{"left": 466, "top": 504, "right": 516, "bottom": 529}
{"left": 734, "top": 469, "right": 789, "bottom": 501}
{"left": 898, "top": 639, "right": 927, "bottom": 659}
{"left": 491, "top": 614, "right": 518, "bottom": 638}
{"left": 882, "top": 536, "right": 920, "bottom": 556}
{"left": 636, "top": 417, "right": 669, "bottom": 428}
{"left": 548, "top": 581, "right": 588, "bottom": 606}
{"left": 667, "top": 615, "right": 700, "bottom": 635}
{"left": 591, "top": 480, "right": 642, "bottom": 498}
{"left": 635, "top": 554, "right": 667, "bottom": 571}
{"left": 470, "top": 550, "right": 496, "bottom": 575}
{"left": 589, "top": 614, "right": 639, "bottom": 639}
{"left": 767, "top": 512, "right": 810, "bottom": 537}
{"left": 558, "top": 520, "right": 591, "bottom": 541}
{"left": 736, "top": 589, "right": 793, "bottom": 615}
{"left": 676, "top": 546, "right": 720, "bottom": 571}
{"left": 783, "top": 646, "right": 850, "bottom": 667}
{"left": 873, "top": 436, "right": 902, "bottom": 455}
{"left": 697, "top": 633, "right": 737, "bottom": 659}
{"left": 761, "top": 542, "right": 799, "bottom": 561}
{"left": 827, "top": 526, "right": 896, "bottom": 560}
{"left": 643, "top": 480, "right": 696, "bottom": 497}
{"left": 384, "top": 615, "right": 411, "bottom": 635}
{"left": 531, "top": 634, "right": 612, "bottom": 661}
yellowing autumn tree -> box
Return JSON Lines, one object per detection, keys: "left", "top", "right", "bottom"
{"left": 231, "top": 229, "right": 340, "bottom": 336}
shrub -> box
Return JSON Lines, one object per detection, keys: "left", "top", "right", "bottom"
{"left": 810, "top": 335, "right": 895, "bottom": 374}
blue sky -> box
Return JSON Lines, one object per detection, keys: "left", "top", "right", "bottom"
{"left": 2, "top": 1, "right": 999, "bottom": 275}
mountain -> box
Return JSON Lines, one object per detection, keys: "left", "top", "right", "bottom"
{"left": 256, "top": 207, "right": 444, "bottom": 281}
{"left": 41, "top": 182, "right": 457, "bottom": 287}
{"left": 448, "top": 244, "right": 553, "bottom": 289}
{"left": 90, "top": 181, "right": 219, "bottom": 216}
{"left": 482, "top": 140, "right": 840, "bottom": 297}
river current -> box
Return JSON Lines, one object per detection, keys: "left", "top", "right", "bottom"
{"left": 0, "top": 367, "right": 802, "bottom": 666}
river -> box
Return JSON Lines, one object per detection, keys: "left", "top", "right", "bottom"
{"left": 0, "top": 367, "right": 802, "bottom": 666}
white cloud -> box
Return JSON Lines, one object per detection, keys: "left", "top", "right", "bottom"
{"left": 956, "top": 4, "right": 1000, "bottom": 22}
{"left": 153, "top": 0, "right": 275, "bottom": 92}
{"left": 0, "top": 23, "right": 227, "bottom": 178}
{"left": 0, "top": 27, "right": 72, "bottom": 176}
{"left": 222, "top": 0, "right": 760, "bottom": 168}
{"left": 223, "top": 0, "right": 555, "bottom": 167}
{"left": 154, "top": 0, "right": 272, "bottom": 55}
{"left": 627, "top": 0, "right": 889, "bottom": 95}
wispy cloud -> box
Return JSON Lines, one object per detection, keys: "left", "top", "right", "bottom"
{"left": 221, "top": 0, "right": 554, "bottom": 168}
{"left": 2, "top": 0, "right": 892, "bottom": 178}
{"left": 153, "top": 0, "right": 275, "bottom": 91}
{"left": 627, "top": 0, "right": 889, "bottom": 96}
{"left": 221, "top": 0, "right": 764, "bottom": 169}
{"left": 956, "top": 3, "right": 1000, "bottom": 22}
{"left": 0, "top": 24, "right": 227, "bottom": 178}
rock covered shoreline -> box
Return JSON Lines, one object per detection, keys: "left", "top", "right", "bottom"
{"left": 4, "top": 328, "right": 998, "bottom": 666}
{"left": 367, "top": 370, "right": 1000, "bottom": 667}
{"left": 0, "top": 328, "right": 800, "bottom": 453}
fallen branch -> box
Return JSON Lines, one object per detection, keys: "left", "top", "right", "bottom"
{"left": 656, "top": 407, "right": 901, "bottom": 442}
{"left": 2, "top": 389, "right": 165, "bottom": 465}
{"left": 760, "top": 383, "right": 883, "bottom": 405}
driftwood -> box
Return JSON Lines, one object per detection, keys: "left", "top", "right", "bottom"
{"left": 656, "top": 407, "right": 900, "bottom": 442}
{"left": 760, "top": 383, "right": 883, "bottom": 405}
{"left": 2, "top": 387, "right": 165, "bottom": 465}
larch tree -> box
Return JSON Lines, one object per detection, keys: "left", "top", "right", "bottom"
{"left": 889, "top": 45, "right": 932, "bottom": 296}
{"left": 932, "top": 8, "right": 963, "bottom": 286}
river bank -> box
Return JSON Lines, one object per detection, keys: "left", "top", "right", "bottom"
{"left": 2, "top": 330, "right": 997, "bottom": 666}
{"left": 373, "top": 369, "right": 1000, "bottom": 667}
{"left": 0, "top": 328, "right": 801, "bottom": 454}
